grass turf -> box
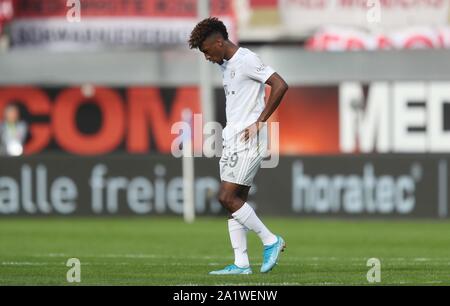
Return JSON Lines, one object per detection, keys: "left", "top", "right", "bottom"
{"left": 0, "top": 217, "right": 449, "bottom": 285}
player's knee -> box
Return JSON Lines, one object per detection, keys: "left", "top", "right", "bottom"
{"left": 218, "top": 191, "right": 235, "bottom": 207}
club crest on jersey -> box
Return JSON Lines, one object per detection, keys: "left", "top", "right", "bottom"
{"left": 256, "top": 64, "right": 266, "bottom": 72}
{"left": 231, "top": 70, "right": 236, "bottom": 79}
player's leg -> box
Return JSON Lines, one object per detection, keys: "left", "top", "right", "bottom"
{"left": 210, "top": 182, "right": 252, "bottom": 275}
{"left": 218, "top": 181, "right": 283, "bottom": 267}
{"left": 227, "top": 185, "right": 251, "bottom": 269}
{"left": 220, "top": 136, "right": 285, "bottom": 273}
{"left": 217, "top": 181, "right": 246, "bottom": 213}
{"left": 213, "top": 130, "right": 285, "bottom": 274}
{"left": 237, "top": 185, "right": 250, "bottom": 203}
{"left": 226, "top": 216, "right": 250, "bottom": 270}
{"left": 219, "top": 181, "right": 278, "bottom": 254}
{"left": 211, "top": 147, "right": 250, "bottom": 274}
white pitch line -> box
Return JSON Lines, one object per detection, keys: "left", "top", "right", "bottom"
{"left": 211, "top": 282, "right": 310, "bottom": 286}
{"left": 3, "top": 261, "right": 449, "bottom": 269}
{"left": 30, "top": 254, "right": 450, "bottom": 263}
{"left": 33, "top": 254, "right": 234, "bottom": 260}
{"left": 1, "top": 262, "right": 52, "bottom": 266}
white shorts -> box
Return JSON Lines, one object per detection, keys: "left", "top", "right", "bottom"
{"left": 219, "top": 126, "right": 268, "bottom": 186}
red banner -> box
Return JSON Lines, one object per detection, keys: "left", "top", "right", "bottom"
{"left": 306, "top": 26, "right": 450, "bottom": 51}
{"left": 0, "top": 86, "right": 201, "bottom": 155}
{"left": 9, "top": 0, "right": 237, "bottom": 50}
{"left": 14, "top": 0, "right": 233, "bottom": 18}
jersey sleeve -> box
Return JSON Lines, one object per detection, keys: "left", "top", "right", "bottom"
{"left": 243, "top": 53, "right": 276, "bottom": 83}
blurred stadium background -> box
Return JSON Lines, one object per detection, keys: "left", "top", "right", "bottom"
{"left": 0, "top": 0, "right": 450, "bottom": 285}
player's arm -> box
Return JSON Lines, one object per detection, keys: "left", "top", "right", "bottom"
{"left": 257, "top": 72, "right": 288, "bottom": 124}
{"left": 242, "top": 72, "right": 288, "bottom": 141}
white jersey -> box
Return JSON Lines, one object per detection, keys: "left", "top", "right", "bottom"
{"left": 219, "top": 47, "right": 275, "bottom": 143}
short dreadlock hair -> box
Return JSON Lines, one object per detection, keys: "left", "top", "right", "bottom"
{"left": 188, "top": 17, "right": 229, "bottom": 49}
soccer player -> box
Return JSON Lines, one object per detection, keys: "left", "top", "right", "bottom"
{"left": 189, "top": 17, "right": 289, "bottom": 275}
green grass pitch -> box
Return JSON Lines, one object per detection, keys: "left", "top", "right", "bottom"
{"left": 0, "top": 217, "right": 449, "bottom": 285}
